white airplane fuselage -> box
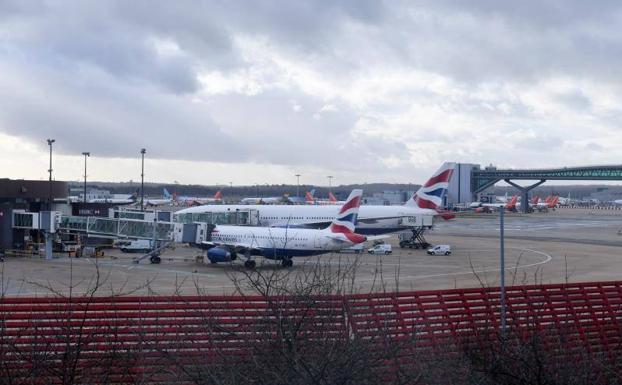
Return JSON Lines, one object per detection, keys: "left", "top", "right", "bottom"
{"left": 211, "top": 225, "right": 357, "bottom": 258}
{"left": 177, "top": 204, "right": 437, "bottom": 235}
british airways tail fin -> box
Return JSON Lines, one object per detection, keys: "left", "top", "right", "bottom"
{"left": 405, "top": 163, "right": 455, "bottom": 209}
{"left": 328, "top": 192, "right": 338, "bottom": 202}
{"left": 214, "top": 191, "right": 222, "bottom": 200}
{"left": 326, "top": 189, "right": 365, "bottom": 243}
{"left": 328, "top": 189, "right": 362, "bottom": 231}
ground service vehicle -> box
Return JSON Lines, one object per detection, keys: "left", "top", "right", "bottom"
{"left": 427, "top": 245, "right": 452, "bottom": 255}
{"left": 368, "top": 244, "right": 392, "bottom": 255}
{"left": 119, "top": 239, "right": 153, "bottom": 253}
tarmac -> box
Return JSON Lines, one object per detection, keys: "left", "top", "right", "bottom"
{"left": 1, "top": 207, "right": 621, "bottom": 296}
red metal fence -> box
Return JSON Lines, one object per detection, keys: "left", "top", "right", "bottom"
{"left": 2, "top": 280, "right": 622, "bottom": 383}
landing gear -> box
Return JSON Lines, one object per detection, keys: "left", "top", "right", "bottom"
{"left": 150, "top": 255, "right": 161, "bottom": 264}
{"left": 243, "top": 250, "right": 255, "bottom": 269}
{"left": 281, "top": 258, "right": 293, "bottom": 268}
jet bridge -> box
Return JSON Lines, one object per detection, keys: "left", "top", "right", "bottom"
{"left": 13, "top": 208, "right": 259, "bottom": 246}
{"left": 58, "top": 216, "right": 175, "bottom": 241}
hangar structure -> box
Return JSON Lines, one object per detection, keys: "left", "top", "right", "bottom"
{"left": 471, "top": 165, "right": 622, "bottom": 213}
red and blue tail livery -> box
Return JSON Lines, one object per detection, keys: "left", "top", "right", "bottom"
{"left": 328, "top": 189, "right": 366, "bottom": 243}
{"left": 406, "top": 163, "right": 456, "bottom": 209}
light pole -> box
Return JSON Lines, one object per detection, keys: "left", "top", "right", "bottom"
{"left": 140, "top": 148, "right": 146, "bottom": 211}
{"left": 295, "top": 174, "right": 301, "bottom": 198}
{"left": 82, "top": 152, "right": 90, "bottom": 203}
{"left": 47, "top": 139, "right": 55, "bottom": 210}
{"left": 500, "top": 207, "right": 506, "bottom": 334}
{"left": 327, "top": 175, "right": 333, "bottom": 190}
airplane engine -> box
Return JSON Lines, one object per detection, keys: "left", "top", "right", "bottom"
{"left": 206, "top": 247, "right": 232, "bottom": 264}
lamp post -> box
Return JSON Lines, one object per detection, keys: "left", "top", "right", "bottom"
{"left": 82, "top": 152, "right": 90, "bottom": 203}
{"left": 295, "top": 174, "right": 301, "bottom": 198}
{"left": 47, "top": 139, "right": 55, "bottom": 210}
{"left": 500, "top": 207, "right": 506, "bottom": 334}
{"left": 327, "top": 175, "right": 333, "bottom": 190}
{"left": 140, "top": 148, "right": 146, "bottom": 211}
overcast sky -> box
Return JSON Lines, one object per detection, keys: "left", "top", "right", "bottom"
{"left": 1, "top": 1, "right": 621, "bottom": 186}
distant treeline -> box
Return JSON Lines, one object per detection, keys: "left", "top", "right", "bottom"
{"left": 69, "top": 181, "right": 421, "bottom": 200}
{"left": 70, "top": 181, "right": 622, "bottom": 201}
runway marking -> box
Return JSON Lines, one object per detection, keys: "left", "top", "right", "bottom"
{"left": 395, "top": 248, "right": 552, "bottom": 281}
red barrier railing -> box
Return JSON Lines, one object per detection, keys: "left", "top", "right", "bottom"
{"left": 2, "top": 281, "right": 622, "bottom": 383}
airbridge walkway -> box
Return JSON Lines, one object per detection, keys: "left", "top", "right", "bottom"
{"left": 12, "top": 209, "right": 260, "bottom": 247}
{"left": 472, "top": 165, "right": 622, "bottom": 213}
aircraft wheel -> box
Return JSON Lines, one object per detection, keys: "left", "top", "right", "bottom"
{"left": 244, "top": 260, "right": 256, "bottom": 269}
{"left": 281, "top": 259, "right": 293, "bottom": 268}
{"left": 150, "top": 255, "right": 161, "bottom": 264}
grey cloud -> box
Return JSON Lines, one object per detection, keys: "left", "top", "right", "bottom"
{"left": 202, "top": 90, "right": 408, "bottom": 171}
{"left": 555, "top": 90, "right": 591, "bottom": 110}
{"left": 585, "top": 142, "right": 604, "bottom": 151}
{"left": 0, "top": 62, "right": 244, "bottom": 161}
{"left": 1, "top": 0, "right": 622, "bottom": 179}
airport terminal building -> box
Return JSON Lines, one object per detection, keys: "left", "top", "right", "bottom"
{"left": 0, "top": 179, "right": 68, "bottom": 250}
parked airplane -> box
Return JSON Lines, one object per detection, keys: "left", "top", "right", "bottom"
{"left": 177, "top": 163, "right": 456, "bottom": 235}
{"left": 305, "top": 189, "right": 342, "bottom": 205}
{"left": 473, "top": 195, "right": 519, "bottom": 213}
{"left": 89, "top": 192, "right": 137, "bottom": 204}
{"left": 203, "top": 189, "right": 367, "bottom": 268}
{"left": 240, "top": 194, "right": 286, "bottom": 205}
{"left": 614, "top": 200, "right": 622, "bottom": 205}
{"left": 175, "top": 191, "right": 222, "bottom": 206}
{"left": 144, "top": 188, "right": 174, "bottom": 206}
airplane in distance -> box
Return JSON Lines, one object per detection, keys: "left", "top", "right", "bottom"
{"left": 472, "top": 195, "right": 519, "bottom": 213}
{"left": 203, "top": 189, "right": 366, "bottom": 268}
{"left": 175, "top": 191, "right": 222, "bottom": 206}
{"left": 305, "top": 189, "right": 342, "bottom": 205}
{"left": 177, "top": 162, "right": 456, "bottom": 236}
{"left": 89, "top": 191, "right": 138, "bottom": 204}
{"left": 144, "top": 188, "right": 174, "bottom": 206}
{"left": 240, "top": 194, "right": 287, "bottom": 205}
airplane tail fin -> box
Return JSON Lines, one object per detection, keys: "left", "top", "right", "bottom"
{"left": 405, "top": 162, "right": 456, "bottom": 209}
{"left": 305, "top": 191, "right": 315, "bottom": 203}
{"left": 506, "top": 195, "right": 518, "bottom": 209}
{"left": 326, "top": 189, "right": 366, "bottom": 243}
{"left": 328, "top": 192, "right": 338, "bottom": 202}
{"left": 163, "top": 188, "right": 171, "bottom": 199}
{"left": 214, "top": 191, "right": 222, "bottom": 200}
{"left": 532, "top": 196, "right": 540, "bottom": 205}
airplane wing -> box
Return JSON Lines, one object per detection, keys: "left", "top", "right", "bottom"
{"left": 357, "top": 215, "right": 412, "bottom": 224}
{"left": 200, "top": 240, "right": 261, "bottom": 253}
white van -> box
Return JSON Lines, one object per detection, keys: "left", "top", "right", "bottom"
{"left": 368, "top": 244, "right": 392, "bottom": 255}
{"left": 427, "top": 245, "right": 451, "bottom": 256}
{"left": 118, "top": 239, "right": 153, "bottom": 253}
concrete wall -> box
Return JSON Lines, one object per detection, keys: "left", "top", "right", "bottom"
{"left": 446, "top": 163, "right": 479, "bottom": 205}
